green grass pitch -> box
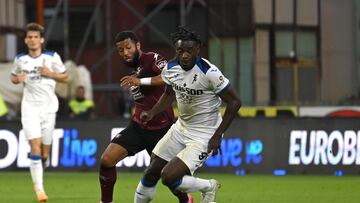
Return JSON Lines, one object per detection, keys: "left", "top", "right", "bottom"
{"left": 0, "top": 171, "right": 359, "bottom": 203}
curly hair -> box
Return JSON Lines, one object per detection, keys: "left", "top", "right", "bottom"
{"left": 170, "top": 27, "right": 201, "bottom": 45}
{"left": 114, "top": 31, "right": 139, "bottom": 43}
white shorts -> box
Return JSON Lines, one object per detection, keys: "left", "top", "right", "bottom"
{"left": 21, "top": 112, "right": 56, "bottom": 145}
{"left": 152, "top": 122, "right": 212, "bottom": 175}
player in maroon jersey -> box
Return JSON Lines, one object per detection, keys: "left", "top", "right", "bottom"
{"left": 98, "top": 31, "right": 191, "bottom": 203}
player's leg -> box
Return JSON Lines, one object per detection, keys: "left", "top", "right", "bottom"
{"left": 23, "top": 113, "right": 48, "bottom": 202}
{"left": 29, "top": 138, "right": 48, "bottom": 202}
{"left": 40, "top": 113, "right": 56, "bottom": 169}
{"left": 41, "top": 144, "right": 51, "bottom": 168}
{"left": 135, "top": 124, "right": 191, "bottom": 203}
{"left": 99, "top": 143, "right": 128, "bottom": 203}
{"left": 99, "top": 121, "right": 146, "bottom": 203}
{"left": 135, "top": 155, "right": 192, "bottom": 203}
{"left": 134, "top": 125, "right": 171, "bottom": 203}
{"left": 30, "top": 112, "right": 56, "bottom": 202}
{"left": 162, "top": 143, "right": 220, "bottom": 203}
{"left": 134, "top": 154, "right": 167, "bottom": 203}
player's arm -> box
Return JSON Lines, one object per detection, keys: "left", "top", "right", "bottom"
{"left": 120, "top": 75, "right": 165, "bottom": 89}
{"left": 208, "top": 85, "right": 241, "bottom": 155}
{"left": 11, "top": 58, "right": 25, "bottom": 84}
{"left": 41, "top": 69, "right": 68, "bottom": 83}
{"left": 40, "top": 64, "right": 69, "bottom": 83}
{"left": 140, "top": 84, "right": 175, "bottom": 124}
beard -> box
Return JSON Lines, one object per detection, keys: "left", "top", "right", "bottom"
{"left": 123, "top": 49, "right": 140, "bottom": 68}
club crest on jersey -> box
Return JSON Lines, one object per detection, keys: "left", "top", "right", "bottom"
{"left": 155, "top": 60, "right": 166, "bottom": 70}
{"left": 192, "top": 74, "right": 198, "bottom": 84}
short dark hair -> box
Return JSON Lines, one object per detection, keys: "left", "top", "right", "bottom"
{"left": 26, "top": 22, "right": 45, "bottom": 37}
{"left": 114, "top": 31, "right": 138, "bottom": 43}
{"left": 170, "top": 27, "right": 201, "bottom": 45}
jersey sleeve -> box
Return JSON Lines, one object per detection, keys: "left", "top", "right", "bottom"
{"left": 151, "top": 53, "right": 167, "bottom": 74}
{"left": 206, "top": 66, "right": 230, "bottom": 94}
{"left": 160, "top": 65, "right": 172, "bottom": 85}
{"left": 52, "top": 52, "right": 66, "bottom": 73}
{"left": 11, "top": 58, "right": 21, "bottom": 75}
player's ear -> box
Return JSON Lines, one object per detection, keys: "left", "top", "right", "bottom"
{"left": 136, "top": 42, "right": 141, "bottom": 50}
{"left": 195, "top": 45, "right": 200, "bottom": 54}
{"left": 40, "top": 37, "right": 45, "bottom": 44}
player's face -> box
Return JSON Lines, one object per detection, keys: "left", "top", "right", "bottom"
{"left": 24, "top": 31, "right": 44, "bottom": 51}
{"left": 116, "top": 38, "right": 140, "bottom": 67}
{"left": 175, "top": 40, "right": 200, "bottom": 71}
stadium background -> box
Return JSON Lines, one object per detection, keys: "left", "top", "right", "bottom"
{"left": 1, "top": 0, "right": 360, "bottom": 202}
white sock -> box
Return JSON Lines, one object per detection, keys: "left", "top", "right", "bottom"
{"left": 30, "top": 156, "right": 44, "bottom": 194}
{"left": 134, "top": 181, "right": 156, "bottom": 203}
{"left": 177, "top": 175, "right": 211, "bottom": 193}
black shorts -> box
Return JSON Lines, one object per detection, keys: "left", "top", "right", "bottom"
{"left": 111, "top": 120, "right": 171, "bottom": 156}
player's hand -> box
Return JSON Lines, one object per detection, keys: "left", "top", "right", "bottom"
{"left": 120, "top": 76, "right": 140, "bottom": 89}
{"left": 207, "top": 133, "right": 222, "bottom": 156}
{"left": 140, "top": 111, "right": 153, "bottom": 124}
{"left": 40, "top": 59, "right": 53, "bottom": 78}
{"left": 16, "top": 72, "right": 26, "bottom": 83}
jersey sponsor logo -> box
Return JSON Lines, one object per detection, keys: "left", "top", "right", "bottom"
{"left": 172, "top": 83, "right": 204, "bottom": 95}
{"left": 23, "top": 66, "right": 42, "bottom": 83}
{"left": 179, "top": 93, "right": 193, "bottom": 104}
{"left": 216, "top": 75, "right": 225, "bottom": 88}
{"left": 130, "top": 86, "right": 144, "bottom": 101}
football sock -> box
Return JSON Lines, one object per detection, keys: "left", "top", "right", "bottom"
{"left": 30, "top": 155, "right": 44, "bottom": 194}
{"left": 171, "top": 189, "right": 189, "bottom": 203}
{"left": 176, "top": 175, "right": 211, "bottom": 193}
{"left": 99, "top": 165, "right": 117, "bottom": 203}
{"left": 134, "top": 177, "right": 157, "bottom": 203}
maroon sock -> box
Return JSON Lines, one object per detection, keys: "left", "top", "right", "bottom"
{"left": 172, "top": 190, "right": 189, "bottom": 203}
{"left": 99, "top": 165, "right": 117, "bottom": 203}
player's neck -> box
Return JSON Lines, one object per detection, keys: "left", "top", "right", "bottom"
{"left": 28, "top": 48, "right": 42, "bottom": 58}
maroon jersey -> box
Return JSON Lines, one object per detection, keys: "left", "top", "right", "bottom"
{"left": 129, "top": 52, "right": 174, "bottom": 130}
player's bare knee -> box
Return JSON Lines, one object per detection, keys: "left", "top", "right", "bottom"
{"left": 160, "top": 170, "right": 175, "bottom": 186}
{"left": 30, "top": 147, "right": 41, "bottom": 155}
{"left": 143, "top": 170, "right": 160, "bottom": 183}
{"left": 100, "top": 153, "right": 115, "bottom": 167}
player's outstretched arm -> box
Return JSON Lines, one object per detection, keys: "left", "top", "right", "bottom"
{"left": 208, "top": 85, "right": 241, "bottom": 155}
{"left": 120, "top": 75, "right": 165, "bottom": 89}
{"left": 140, "top": 84, "right": 175, "bottom": 124}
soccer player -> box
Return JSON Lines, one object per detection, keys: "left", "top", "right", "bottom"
{"left": 10, "top": 22, "right": 68, "bottom": 202}
{"left": 98, "top": 31, "right": 191, "bottom": 203}
{"left": 134, "top": 27, "right": 241, "bottom": 203}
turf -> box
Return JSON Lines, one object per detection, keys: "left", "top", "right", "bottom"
{"left": 0, "top": 172, "right": 359, "bottom": 203}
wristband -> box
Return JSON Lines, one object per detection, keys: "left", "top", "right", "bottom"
{"left": 140, "top": 77, "right": 152, "bottom": 85}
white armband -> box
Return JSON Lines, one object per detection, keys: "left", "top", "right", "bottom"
{"left": 140, "top": 77, "right": 152, "bottom": 85}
